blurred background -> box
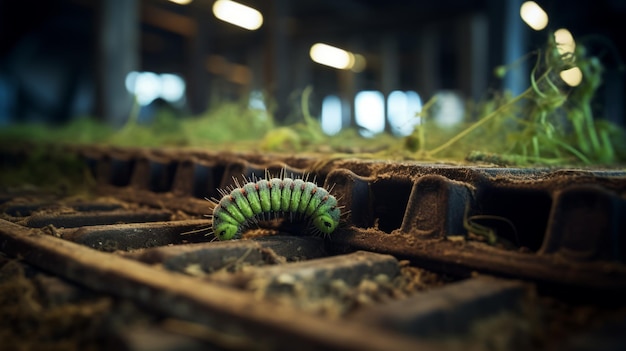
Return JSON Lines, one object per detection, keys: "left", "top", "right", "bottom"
{"left": 0, "top": 0, "right": 624, "bottom": 138}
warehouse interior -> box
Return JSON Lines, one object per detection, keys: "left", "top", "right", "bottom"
{"left": 2, "top": 2, "right": 626, "bottom": 350}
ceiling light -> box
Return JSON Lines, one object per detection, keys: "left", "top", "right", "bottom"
{"left": 212, "top": 0, "right": 263, "bottom": 30}
{"left": 168, "top": 0, "right": 193, "bottom": 5}
{"left": 520, "top": 1, "right": 548, "bottom": 31}
{"left": 310, "top": 43, "right": 355, "bottom": 70}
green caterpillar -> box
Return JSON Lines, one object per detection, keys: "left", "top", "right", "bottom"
{"left": 211, "top": 173, "right": 341, "bottom": 240}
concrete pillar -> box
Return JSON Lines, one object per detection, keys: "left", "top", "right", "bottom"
{"left": 264, "top": 0, "right": 290, "bottom": 122}
{"left": 415, "top": 25, "right": 440, "bottom": 100}
{"left": 488, "top": 0, "right": 527, "bottom": 96}
{"left": 186, "top": 11, "right": 209, "bottom": 115}
{"left": 95, "top": 0, "right": 138, "bottom": 127}
{"left": 381, "top": 35, "right": 399, "bottom": 133}
{"left": 457, "top": 14, "right": 489, "bottom": 102}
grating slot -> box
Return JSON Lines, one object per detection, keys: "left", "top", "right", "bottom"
{"left": 23, "top": 209, "right": 173, "bottom": 229}
{"left": 109, "top": 158, "right": 135, "bottom": 187}
{"left": 217, "top": 251, "right": 400, "bottom": 295}
{"left": 191, "top": 163, "right": 224, "bottom": 199}
{"left": 164, "top": 241, "right": 266, "bottom": 273}
{"left": 478, "top": 187, "right": 552, "bottom": 252}
{"left": 252, "top": 235, "right": 329, "bottom": 261}
{"left": 540, "top": 185, "right": 626, "bottom": 262}
{"left": 69, "top": 203, "right": 124, "bottom": 212}
{"left": 58, "top": 219, "right": 209, "bottom": 251}
{"left": 3, "top": 203, "right": 51, "bottom": 217}
{"left": 0, "top": 195, "right": 12, "bottom": 205}
{"left": 369, "top": 178, "right": 413, "bottom": 233}
{"left": 124, "top": 236, "right": 328, "bottom": 267}
{"left": 2, "top": 201, "right": 124, "bottom": 217}
{"left": 218, "top": 161, "right": 248, "bottom": 189}
{"left": 83, "top": 155, "right": 99, "bottom": 181}
{"left": 149, "top": 161, "right": 178, "bottom": 193}
{"left": 351, "top": 276, "right": 527, "bottom": 337}
{"left": 124, "top": 240, "right": 263, "bottom": 266}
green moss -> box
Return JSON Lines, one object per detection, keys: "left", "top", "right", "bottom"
{"left": 0, "top": 144, "right": 94, "bottom": 193}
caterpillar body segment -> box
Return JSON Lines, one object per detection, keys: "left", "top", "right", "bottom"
{"left": 211, "top": 174, "right": 341, "bottom": 241}
{"left": 289, "top": 179, "right": 305, "bottom": 214}
{"left": 279, "top": 178, "right": 293, "bottom": 213}
{"left": 257, "top": 180, "right": 271, "bottom": 213}
{"left": 269, "top": 178, "right": 283, "bottom": 212}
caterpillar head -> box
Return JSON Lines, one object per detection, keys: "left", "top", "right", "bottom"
{"left": 214, "top": 222, "right": 239, "bottom": 241}
{"left": 312, "top": 206, "right": 341, "bottom": 235}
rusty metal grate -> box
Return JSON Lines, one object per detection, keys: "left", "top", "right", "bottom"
{"left": 1, "top": 146, "right": 626, "bottom": 350}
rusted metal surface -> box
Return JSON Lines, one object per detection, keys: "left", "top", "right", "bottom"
{"left": 352, "top": 277, "right": 527, "bottom": 336}
{"left": 0, "top": 220, "right": 435, "bottom": 351}
{"left": 1, "top": 145, "right": 626, "bottom": 350}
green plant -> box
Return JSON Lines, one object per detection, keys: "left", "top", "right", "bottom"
{"left": 420, "top": 33, "right": 625, "bottom": 166}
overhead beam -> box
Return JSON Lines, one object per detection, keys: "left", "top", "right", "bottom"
{"left": 142, "top": 4, "right": 197, "bottom": 37}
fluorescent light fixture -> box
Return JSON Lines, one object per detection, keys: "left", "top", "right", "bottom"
{"left": 168, "top": 0, "right": 193, "bottom": 5}
{"left": 520, "top": 1, "right": 548, "bottom": 31}
{"left": 310, "top": 43, "right": 355, "bottom": 70}
{"left": 554, "top": 28, "right": 576, "bottom": 55}
{"left": 212, "top": 0, "right": 263, "bottom": 30}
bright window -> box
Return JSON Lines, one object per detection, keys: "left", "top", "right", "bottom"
{"left": 125, "top": 71, "right": 186, "bottom": 106}
{"left": 355, "top": 91, "right": 385, "bottom": 137}
{"left": 387, "top": 90, "right": 422, "bottom": 136}
{"left": 321, "top": 95, "right": 342, "bottom": 135}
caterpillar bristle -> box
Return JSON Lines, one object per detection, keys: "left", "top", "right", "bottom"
{"left": 232, "top": 176, "right": 242, "bottom": 188}
{"left": 327, "top": 183, "right": 337, "bottom": 194}
{"left": 180, "top": 226, "right": 212, "bottom": 236}
{"left": 334, "top": 194, "right": 345, "bottom": 203}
